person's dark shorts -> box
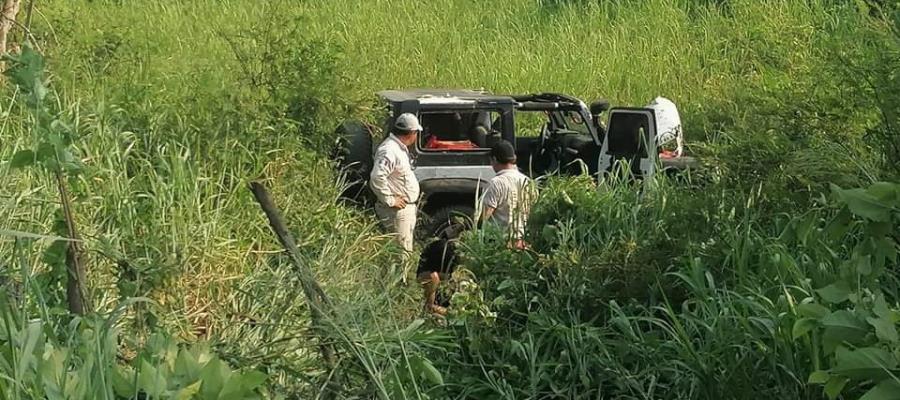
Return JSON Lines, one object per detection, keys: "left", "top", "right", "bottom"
{"left": 416, "top": 222, "right": 468, "bottom": 276}
{"left": 416, "top": 239, "right": 457, "bottom": 276}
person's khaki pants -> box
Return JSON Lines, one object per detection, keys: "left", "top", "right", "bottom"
{"left": 375, "top": 202, "right": 417, "bottom": 281}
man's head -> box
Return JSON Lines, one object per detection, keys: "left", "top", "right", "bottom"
{"left": 393, "top": 113, "right": 422, "bottom": 146}
{"left": 490, "top": 140, "right": 517, "bottom": 172}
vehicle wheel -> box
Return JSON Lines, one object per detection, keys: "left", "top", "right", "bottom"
{"left": 418, "top": 204, "right": 475, "bottom": 240}
{"left": 332, "top": 120, "right": 374, "bottom": 203}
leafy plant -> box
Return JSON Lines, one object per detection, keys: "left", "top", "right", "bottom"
{"left": 5, "top": 43, "right": 90, "bottom": 315}
{"left": 792, "top": 182, "right": 900, "bottom": 400}
{"left": 115, "top": 333, "right": 269, "bottom": 400}
{"left": 5, "top": 44, "right": 83, "bottom": 182}
{"left": 0, "top": 242, "right": 270, "bottom": 400}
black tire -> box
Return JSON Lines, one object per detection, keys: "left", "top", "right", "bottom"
{"left": 418, "top": 204, "right": 475, "bottom": 241}
{"left": 332, "top": 120, "right": 374, "bottom": 203}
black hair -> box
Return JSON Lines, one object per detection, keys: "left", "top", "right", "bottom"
{"left": 491, "top": 140, "right": 517, "bottom": 164}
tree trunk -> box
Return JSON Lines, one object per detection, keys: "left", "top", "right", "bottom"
{"left": 56, "top": 171, "right": 90, "bottom": 315}
{"left": 0, "top": 0, "right": 20, "bottom": 53}
{"left": 0, "top": 0, "right": 21, "bottom": 74}
{"left": 248, "top": 182, "right": 340, "bottom": 399}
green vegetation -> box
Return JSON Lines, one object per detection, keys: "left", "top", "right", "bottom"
{"left": 2, "top": 0, "right": 900, "bottom": 398}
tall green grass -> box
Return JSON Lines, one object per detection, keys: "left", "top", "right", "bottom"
{"left": 447, "top": 176, "right": 900, "bottom": 399}
{"left": 3, "top": 0, "right": 900, "bottom": 398}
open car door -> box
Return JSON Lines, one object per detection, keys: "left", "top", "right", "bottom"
{"left": 597, "top": 108, "right": 657, "bottom": 179}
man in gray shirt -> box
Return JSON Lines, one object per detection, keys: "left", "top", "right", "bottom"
{"left": 370, "top": 113, "right": 422, "bottom": 282}
{"left": 481, "top": 140, "right": 535, "bottom": 249}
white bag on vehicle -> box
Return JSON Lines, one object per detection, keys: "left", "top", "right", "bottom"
{"left": 647, "top": 97, "right": 683, "bottom": 157}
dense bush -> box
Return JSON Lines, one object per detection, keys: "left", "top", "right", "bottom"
{"left": 444, "top": 178, "right": 900, "bottom": 399}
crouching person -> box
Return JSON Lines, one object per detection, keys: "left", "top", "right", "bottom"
{"left": 417, "top": 222, "right": 469, "bottom": 316}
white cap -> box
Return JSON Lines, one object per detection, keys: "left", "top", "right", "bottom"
{"left": 394, "top": 113, "right": 423, "bottom": 132}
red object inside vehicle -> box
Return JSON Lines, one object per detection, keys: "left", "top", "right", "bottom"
{"left": 425, "top": 135, "right": 479, "bottom": 150}
{"left": 659, "top": 150, "right": 680, "bottom": 159}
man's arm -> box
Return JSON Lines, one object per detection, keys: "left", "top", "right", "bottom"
{"left": 481, "top": 182, "right": 501, "bottom": 223}
{"left": 370, "top": 150, "right": 397, "bottom": 207}
{"left": 482, "top": 206, "right": 496, "bottom": 222}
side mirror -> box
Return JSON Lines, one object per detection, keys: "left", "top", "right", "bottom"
{"left": 590, "top": 99, "right": 610, "bottom": 116}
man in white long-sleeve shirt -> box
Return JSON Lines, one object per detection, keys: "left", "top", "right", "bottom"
{"left": 370, "top": 113, "right": 422, "bottom": 281}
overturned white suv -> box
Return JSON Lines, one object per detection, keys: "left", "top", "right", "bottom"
{"left": 333, "top": 89, "right": 695, "bottom": 237}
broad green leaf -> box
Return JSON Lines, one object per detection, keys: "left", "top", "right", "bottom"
{"left": 174, "top": 348, "right": 202, "bottom": 383}
{"left": 218, "top": 370, "right": 267, "bottom": 399}
{"left": 35, "top": 142, "right": 55, "bottom": 164}
{"left": 411, "top": 355, "right": 444, "bottom": 386}
{"left": 38, "top": 346, "right": 66, "bottom": 397}
{"left": 172, "top": 381, "right": 202, "bottom": 400}
{"left": 867, "top": 221, "right": 894, "bottom": 237}
{"left": 219, "top": 374, "right": 249, "bottom": 399}
{"left": 824, "top": 375, "right": 849, "bottom": 400}
{"left": 192, "top": 343, "right": 214, "bottom": 365}
{"left": 822, "top": 310, "right": 869, "bottom": 332}
{"left": 793, "top": 318, "right": 818, "bottom": 340}
{"left": 199, "top": 357, "right": 230, "bottom": 399}
{"left": 4, "top": 44, "right": 46, "bottom": 96}
{"left": 808, "top": 370, "right": 830, "bottom": 384}
{"left": 798, "top": 302, "right": 832, "bottom": 319}
{"left": 46, "top": 131, "right": 65, "bottom": 147}
{"left": 825, "top": 208, "right": 853, "bottom": 242}
{"left": 873, "top": 295, "right": 893, "bottom": 320}
{"left": 137, "top": 360, "right": 167, "bottom": 398}
{"left": 63, "top": 160, "right": 83, "bottom": 174}
{"left": 31, "top": 80, "right": 48, "bottom": 106}
{"left": 834, "top": 187, "right": 892, "bottom": 222}
{"left": 111, "top": 366, "right": 136, "bottom": 397}
{"left": 874, "top": 237, "right": 898, "bottom": 268}
{"left": 817, "top": 282, "right": 852, "bottom": 304}
{"left": 867, "top": 182, "right": 900, "bottom": 203}
{"left": 239, "top": 370, "right": 268, "bottom": 392}
{"left": 42, "top": 240, "right": 67, "bottom": 267}
{"left": 49, "top": 119, "right": 73, "bottom": 138}
{"left": 9, "top": 150, "right": 35, "bottom": 169}
{"left": 860, "top": 379, "right": 900, "bottom": 400}
{"left": 17, "top": 321, "right": 43, "bottom": 381}
{"left": 56, "top": 146, "right": 73, "bottom": 165}
{"left": 856, "top": 255, "right": 873, "bottom": 276}
{"left": 43, "top": 384, "right": 65, "bottom": 400}
{"left": 822, "top": 311, "right": 870, "bottom": 352}
{"left": 832, "top": 346, "right": 898, "bottom": 380}
{"left": 57, "top": 148, "right": 83, "bottom": 174}
{"left": 65, "top": 372, "right": 84, "bottom": 399}
{"left": 163, "top": 339, "right": 179, "bottom": 369}
{"left": 866, "top": 316, "right": 899, "bottom": 343}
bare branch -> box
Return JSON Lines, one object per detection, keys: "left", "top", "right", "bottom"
{"left": 0, "top": 0, "right": 22, "bottom": 56}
